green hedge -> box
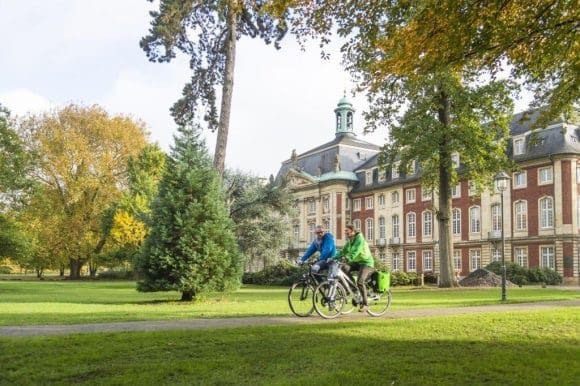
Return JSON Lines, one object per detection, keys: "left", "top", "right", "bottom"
{"left": 485, "top": 261, "right": 562, "bottom": 285}
{"left": 0, "top": 265, "right": 12, "bottom": 274}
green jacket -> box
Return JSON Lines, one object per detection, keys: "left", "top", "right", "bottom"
{"left": 335, "top": 232, "right": 375, "bottom": 267}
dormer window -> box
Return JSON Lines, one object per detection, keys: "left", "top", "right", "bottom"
{"left": 451, "top": 153, "right": 460, "bottom": 168}
{"left": 514, "top": 138, "right": 525, "bottom": 155}
{"left": 408, "top": 161, "right": 416, "bottom": 175}
{"left": 365, "top": 170, "right": 373, "bottom": 185}
{"left": 392, "top": 162, "right": 400, "bottom": 179}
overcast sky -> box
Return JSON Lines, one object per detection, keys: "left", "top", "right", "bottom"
{"left": 0, "top": 1, "right": 530, "bottom": 177}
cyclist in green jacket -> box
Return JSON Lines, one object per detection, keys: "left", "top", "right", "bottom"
{"left": 336, "top": 224, "right": 375, "bottom": 312}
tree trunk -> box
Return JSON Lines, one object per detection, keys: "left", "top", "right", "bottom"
{"left": 36, "top": 268, "right": 43, "bottom": 279}
{"left": 180, "top": 290, "right": 194, "bottom": 301}
{"left": 88, "top": 256, "right": 98, "bottom": 277}
{"left": 59, "top": 264, "right": 65, "bottom": 277}
{"left": 69, "top": 258, "right": 84, "bottom": 279}
{"left": 437, "top": 89, "right": 459, "bottom": 288}
{"left": 213, "top": 2, "right": 237, "bottom": 176}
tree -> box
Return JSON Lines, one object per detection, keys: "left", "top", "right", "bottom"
{"left": 0, "top": 104, "right": 33, "bottom": 209}
{"left": 18, "top": 104, "right": 148, "bottom": 278}
{"left": 224, "top": 170, "right": 292, "bottom": 270}
{"left": 268, "top": 1, "right": 523, "bottom": 286}
{"left": 141, "top": 0, "right": 287, "bottom": 175}
{"left": 137, "top": 126, "right": 241, "bottom": 301}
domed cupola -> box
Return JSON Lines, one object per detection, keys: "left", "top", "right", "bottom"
{"left": 334, "top": 94, "right": 355, "bottom": 137}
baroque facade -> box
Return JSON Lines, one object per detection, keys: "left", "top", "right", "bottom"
{"left": 276, "top": 97, "right": 580, "bottom": 284}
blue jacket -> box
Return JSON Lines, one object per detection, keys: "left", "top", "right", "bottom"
{"left": 300, "top": 232, "right": 336, "bottom": 263}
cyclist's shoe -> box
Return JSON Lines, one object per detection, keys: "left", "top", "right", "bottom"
{"left": 359, "top": 304, "right": 368, "bottom": 312}
{"left": 328, "top": 300, "right": 336, "bottom": 310}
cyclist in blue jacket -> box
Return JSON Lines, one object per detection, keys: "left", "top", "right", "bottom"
{"left": 299, "top": 225, "right": 338, "bottom": 278}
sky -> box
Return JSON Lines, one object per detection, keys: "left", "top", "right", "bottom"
{"left": 0, "top": 1, "right": 530, "bottom": 178}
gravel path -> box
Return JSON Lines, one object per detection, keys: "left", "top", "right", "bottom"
{"left": 1, "top": 299, "right": 578, "bottom": 337}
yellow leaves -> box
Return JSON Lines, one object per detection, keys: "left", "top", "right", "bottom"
{"left": 110, "top": 209, "right": 148, "bottom": 247}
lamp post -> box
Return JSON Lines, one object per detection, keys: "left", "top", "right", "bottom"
{"left": 495, "top": 171, "right": 510, "bottom": 302}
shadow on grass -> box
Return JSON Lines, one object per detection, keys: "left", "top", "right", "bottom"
{"left": 0, "top": 320, "right": 577, "bottom": 385}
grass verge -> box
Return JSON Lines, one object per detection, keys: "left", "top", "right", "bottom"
{"left": 0, "top": 308, "right": 578, "bottom": 385}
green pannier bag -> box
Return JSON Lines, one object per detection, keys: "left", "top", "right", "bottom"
{"left": 377, "top": 271, "right": 390, "bottom": 292}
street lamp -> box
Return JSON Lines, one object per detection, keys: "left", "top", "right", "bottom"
{"left": 495, "top": 171, "right": 510, "bottom": 302}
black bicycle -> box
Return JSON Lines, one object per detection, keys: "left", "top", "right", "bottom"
{"left": 313, "top": 262, "right": 392, "bottom": 319}
{"left": 288, "top": 260, "right": 326, "bottom": 317}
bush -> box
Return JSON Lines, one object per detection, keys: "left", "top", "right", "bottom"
{"left": 242, "top": 260, "right": 301, "bottom": 286}
{"left": 0, "top": 265, "right": 12, "bottom": 274}
{"left": 485, "top": 262, "right": 562, "bottom": 285}
{"left": 390, "top": 271, "right": 419, "bottom": 286}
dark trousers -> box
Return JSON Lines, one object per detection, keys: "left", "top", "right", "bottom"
{"left": 342, "top": 263, "right": 374, "bottom": 306}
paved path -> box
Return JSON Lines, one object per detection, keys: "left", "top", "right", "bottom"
{"left": 1, "top": 299, "right": 578, "bottom": 337}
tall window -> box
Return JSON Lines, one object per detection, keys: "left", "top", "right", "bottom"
{"left": 322, "top": 219, "right": 330, "bottom": 232}
{"left": 365, "top": 196, "right": 374, "bottom": 210}
{"left": 491, "top": 204, "right": 502, "bottom": 232}
{"left": 406, "top": 188, "right": 416, "bottom": 203}
{"left": 470, "top": 249, "right": 481, "bottom": 271}
{"left": 468, "top": 181, "right": 477, "bottom": 196}
{"left": 345, "top": 198, "right": 350, "bottom": 210}
{"left": 451, "top": 152, "right": 460, "bottom": 168}
{"left": 423, "top": 250, "right": 433, "bottom": 271}
{"left": 540, "top": 197, "right": 554, "bottom": 228}
{"left": 452, "top": 184, "right": 461, "bottom": 198}
{"left": 491, "top": 246, "right": 501, "bottom": 262}
{"left": 452, "top": 208, "right": 461, "bottom": 235}
{"left": 515, "top": 201, "right": 527, "bottom": 231}
{"left": 392, "top": 215, "right": 400, "bottom": 238}
{"left": 408, "top": 161, "right": 416, "bottom": 175}
{"left": 379, "top": 252, "right": 386, "bottom": 263}
{"left": 541, "top": 246, "right": 555, "bottom": 269}
{"left": 378, "top": 194, "right": 385, "bottom": 208}
{"left": 366, "top": 218, "right": 374, "bottom": 241}
{"left": 322, "top": 196, "right": 330, "bottom": 213}
{"left": 378, "top": 216, "right": 386, "bottom": 239}
{"left": 353, "top": 198, "right": 361, "bottom": 211}
{"left": 391, "top": 191, "right": 399, "bottom": 207}
{"left": 292, "top": 224, "right": 300, "bottom": 245}
{"left": 421, "top": 188, "right": 432, "bottom": 201}
{"left": 539, "top": 166, "right": 553, "bottom": 184}
{"left": 513, "top": 138, "right": 525, "bottom": 155}
{"left": 308, "top": 223, "right": 316, "bottom": 242}
{"left": 407, "top": 212, "right": 416, "bottom": 238}
{"left": 513, "top": 171, "right": 526, "bottom": 188}
{"left": 307, "top": 199, "right": 316, "bottom": 214}
{"left": 515, "top": 247, "right": 528, "bottom": 267}
{"left": 392, "top": 162, "right": 400, "bottom": 179}
{"left": 423, "top": 210, "right": 433, "bottom": 237}
{"left": 453, "top": 250, "right": 462, "bottom": 271}
{"left": 407, "top": 251, "right": 416, "bottom": 272}
{"left": 365, "top": 170, "right": 373, "bottom": 185}
{"left": 353, "top": 219, "right": 361, "bottom": 232}
{"left": 392, "top": 252, "right": 401, "bottom": 271}
{"left": 470, "top": 206, "right": 481, "bottom": 233}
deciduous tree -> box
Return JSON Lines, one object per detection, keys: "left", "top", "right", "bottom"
{"left": 141, "top": 0, "right": 287, "bottom": 175}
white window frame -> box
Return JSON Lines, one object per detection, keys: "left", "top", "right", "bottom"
{"left": 353, "top": 219, "right": 361, "bottom": 232}
{"left": 423, "top": 210, "right": 433, "bottom": 237}
{"left": 407, "top": 251, "right": 416, "bottom": 272}
{"left": 365, "top": 196, "right": 374, "bottom": 210}
{"left": 322, "top": 196, "right": 330, "bottom": 213}
{"left": 451, "top": 152, "right": 460, "bottom": 168}
{"left": 392, "top": 162, "right": 400, "bottom": 179}
{"left": 491, "top": 204, "right": 502, "bottom": 232}
{"left": 421, "top": 188, "right": 432, "bottom": 201}
{"left": 365, "top": 218, "right": 374, "bottom": 241}
{"left": 378, "top": 169, "right": 386, "bottom": 182}
{"left": 378, "top": 194, "right": 386, "bottom": 209}
{"left": 353, "top": 198, "right": 361, "bottom": 212}
{"left": 307, "top": 199, "right": 316, "bottom": 215}
{"left": 308, "top": 223, "right": 316, "bottom": 242}
{"left": 365, "top": 170, "right": 373, "bottom": 185}
{"left": 513, "top": 171, "right": 527, "bottom": 189}
{"left": 391, "top": 191, "right": 400, "bottom": 207}
{"left": 539, "top": 197, "right": 554, "bottom": 229}
{"left": 406, "top": 188, "right": 416, "bottom": 204}
{"left": 515, "top": 200, "right": 527, "bottom": 231}
{"left": 469, "top": 206, "right": 481, "bottom": 234}
{"left": 513, "top": 137, "right": 525, "bottom": 155}
{"left": 378, "top": 216, "right": 386, "bottom": 239}
{"left": 378, "top": 252, "right": 386, "bottom": 263}
{"left": 451, "top": 184, "right": 461, "bottom": 198}
{"left": 468, "top": 181, "right": 477, "bottom": 196}
{"left": 292, "top": 224, "right": 300, "bottom": 245}
{"left": 345, "top": 198, "right": 350, "bottom": 210}
{"left": 392, "top": 252, "right": 401, "bottom": 271}
{"left": 392, "top": 215, "right": 400, "bottom": 238}
{"left": 452, "top": 208, "right": 461, "bottom": 235}
{"left": 538, "top": 166, "right": 553, "bottom": 185}
{"left": 470, "top": 249, "right": 481, "bottom": 271}
{"left": 408, "top": 161, "right": 416, "bottom": 175}
{"left": 491, "top": 246, "right": 501, "bottom": 262}
{"left": 453, "top": 250, "right": 462, "bottom": 271}
{"left": 423, "top": 250, "right": 433, "bottom": 271}
{"left": 515, "top": 247, "right": 528, "bottom": 267}
{"left": 407, "top": 212, "right": 416, "bottom": 239}
{"left": 540, "top": 246, "right": 555, "bottom": 269}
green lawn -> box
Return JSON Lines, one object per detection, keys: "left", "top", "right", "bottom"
{"left": 0, "top": 280, "right": 578, "bottom": 326}
{"left": 0, "top": 308, "right": 578, "bottom": 385}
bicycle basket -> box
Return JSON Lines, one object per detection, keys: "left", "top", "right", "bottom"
{"left": 377, "top": 271, "right": 390, "bottom": 292}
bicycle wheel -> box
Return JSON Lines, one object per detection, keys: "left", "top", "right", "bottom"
{"left": 340, "top": 286, "right": 356, "bottom": 315}
{"left": 288, "top": 281, "right": 315, "bottom": 317}
{"left": 366, "top": 288, "right": 392, "bottom": 317}
{"left": 313, "top": 281, "right": 347, "bottom": 319}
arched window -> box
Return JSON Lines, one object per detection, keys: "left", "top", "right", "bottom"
{"left": 539, "top": 197, "right": 554, "bottom": 228}
{"left": 391, "top": 191, "right": 399, "bottom": 206}
{"left": 452, "top": 208, "right": 461, "bottom": 235}
{"left": 378, "top": 216, "right": 386, "bottom": 239}
{"left": 515, "top": 200, "right": 527, "bottom": 231}
{"left": 469, "top": 206, "right": 481, "bottom": 233}
{"left": 423, "top": 210, "right": 433, "bottom": 237}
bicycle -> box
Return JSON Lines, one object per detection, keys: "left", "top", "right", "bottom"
{"left": 313, "top": 262, "right": 392, "bottom": 319}
{"left": 287, "top": 260, "right": 327, "bottom": 317}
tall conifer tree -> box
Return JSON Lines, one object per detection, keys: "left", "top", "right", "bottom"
{"left": 137, "top": 126, "right": 240, "bottom": 301}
